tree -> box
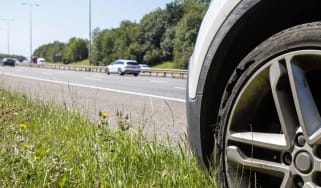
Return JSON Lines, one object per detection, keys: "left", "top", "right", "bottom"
{"left": 159, "top": 1, "right": 183, "bottom": 61}
{"left": 33, "top": 0, "right": 209, "bottom": 67}
{"left": 161, "top": 26, "right": 176, "bottom": 61}
{"left": 136, "top": 9, "right": 168, "bottom": 65}
{"left": 33, "top": 41, "right": 65, "bottom": 62}
{"left": 91, "top": 28, "right": 104, "bottom": 65}
{"left": 63, "top": 38, "right": 88, "bottom": 64}
{"left": 173, "top": 1, "right": 207, "bottom": 68}
{"left": 92, "top": 21, "right": 139, "bottom": 65}
{"left": 112, "top": 21, "right": 138, "bottom": 61}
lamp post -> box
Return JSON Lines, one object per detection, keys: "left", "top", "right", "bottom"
{"left": 22, "top": 2, "right": 39, "bottom": 62}
{"left": 89, "top": 0, "right": 92, "bottom": 65}
{"left": 1, "top": 18, "right": 14, "bottom": 55}
{"left": 0, "top": 27, "right": 3, "bottom": 53}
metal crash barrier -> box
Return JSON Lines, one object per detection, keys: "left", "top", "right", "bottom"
{"left": 17, "top": 63, "right": 187, "bottom": 79}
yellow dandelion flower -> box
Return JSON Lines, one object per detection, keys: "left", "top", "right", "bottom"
{"left": 18, "top": 123, "right": 27, "bottom": 129}
{"left": 34, "top": 156, "right": 40, "bottom": 161}
{"left": 24, "top": 144, "right": 30, "bottom": 149}
{"left": 101, "top": 112, "right": 108, "bottom": 119}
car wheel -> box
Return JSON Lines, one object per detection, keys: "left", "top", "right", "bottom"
{"left": 216, "top": 22, "right": 321, "bottom": 187}
{"left": 118, "top": 68, "right": 124, "bottom": 76}
{"left": 105, "top": 68, "right": 110, "bottom": 75}
{"left": 134, "top": 73, "right": 139, "bottom": 77}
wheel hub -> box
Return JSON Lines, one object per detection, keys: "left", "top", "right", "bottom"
{"left": 294, "top": 151, "right": 313, "bottom": 173}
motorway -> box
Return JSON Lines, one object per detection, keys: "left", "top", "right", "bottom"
{"left": 0, "top": 66, "right": 187, "bottom": 143}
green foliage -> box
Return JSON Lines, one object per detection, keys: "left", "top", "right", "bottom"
{"left": 91, "top": 28, "right": 104, "bottom": 65}
{"left": 34, "top": 41, "right": 65, "bottom": 62}
{"left": 32, "top": 1, "right": 208, "bottom": 68}
{"left": 160, "top": 27, "right": 176, "bottom": 60}
{"left": 0, "top": 88, "right": 217, "bottom": 187}
{"left": 62, "top": 38, "right": 88, "bottom": 64}
{"left": 136, "top": 9, "right": 167, "bottom": 65}
{"left": 174, "top": 1, "right": 207, "bottom": 69}
{"left": 91, "top": 21, "right": 139, "bottom": 65}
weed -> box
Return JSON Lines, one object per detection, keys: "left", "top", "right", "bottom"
{"left": 116, "top": 110, "right": 131, "bottom": 131}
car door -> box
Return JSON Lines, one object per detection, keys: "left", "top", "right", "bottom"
{"left": 109, "top": 61, "right": 117, "bottom": 73}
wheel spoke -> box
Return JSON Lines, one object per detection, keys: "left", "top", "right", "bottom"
{"left": 280, "top": 173, "right": 294, "bottom": 188}
{"left": 316, "top": 157, "right": 321, "bottom": 171}
{"left": 226, "top": 146, "right": 288, "bottom": 177}
{"left": 269, "top": 61, "right": 297, "bottom": 149}
{"left": 229, "top": 132, "right": 287, "bottom": 151}
{"left": 286, "top": 58, "right": 321, "bottom": 145}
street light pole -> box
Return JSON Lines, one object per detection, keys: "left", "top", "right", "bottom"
{"left": 1, "top": 18, "right": 14, "bottom": 55}
{"left": 89, "top": 0, "right": 92, "bottom": 65}
{"left": 22, "top": 2, "right": 39, "bottom": 62}
{"left": 0, "top": 27, "right": 3, "bottom": 54}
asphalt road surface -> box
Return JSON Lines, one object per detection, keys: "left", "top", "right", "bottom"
{"left": 0, "top": 66, "right": 187, "bottom": 143}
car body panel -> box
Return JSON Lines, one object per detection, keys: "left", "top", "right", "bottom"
{"left": 188, "top": 0, "right": 241, "bottom": 99}
{"left": 186, "top": 0, "right": 261, "bottom": 166}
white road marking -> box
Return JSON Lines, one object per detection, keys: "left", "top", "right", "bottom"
{"left": 42, "top": 72, "right": 53, "bottom": 76}
{"left": 2, "top": 73, "right": 185, "bottom": 103}
{"left": 93, "top": 75, "right": 106, "bottom": 78}
{"left": 84, "top": 77, "right": 101, "bottom": 81}
{"left": 175, "top": 87, "right": 186, "bottom": 90}
{"left": 150, "top": 80, "right": 168, "bottom": 84}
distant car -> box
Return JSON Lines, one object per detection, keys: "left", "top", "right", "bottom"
{"left": 105, "top": 59, "right": 140, "bottom": 76}
{"left": 1, "top": 58, "right": 16, "bottom": 66}
{"left": 37, "top": 58, "right": 46, "bottom": 65}
{"left": 139, "top": 64, "right": 151, "bottom": 72}
{"left": 17, "top": 56, "right": 27, "bottom": 62}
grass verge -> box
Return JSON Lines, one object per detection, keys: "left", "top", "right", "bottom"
{"left": 0, "top": 88, "right": 216, "bottom": 187}
{"left": 72, "top": 59, "right": 89, "bottom": 66}
{"left": 153, "top": 62, "right": 177, "bottom": 69}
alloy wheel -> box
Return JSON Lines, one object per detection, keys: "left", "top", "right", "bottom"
{"left": 225, "top": 50, "right": 321, "bottom": 187}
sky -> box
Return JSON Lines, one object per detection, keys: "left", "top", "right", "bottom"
{"left": 0, "top": 0, "right": 173, "bottom": 58}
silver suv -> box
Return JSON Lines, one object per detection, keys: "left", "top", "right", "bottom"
{"left": 105, "top": 59, "right": 140, "bottom": 76}
{"left": 187, "top": 0, "right": 321, "bottom": 187}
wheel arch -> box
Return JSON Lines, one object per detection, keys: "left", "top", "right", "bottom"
{"left": 194, "top": 0, "right": 321, "bottom": 167}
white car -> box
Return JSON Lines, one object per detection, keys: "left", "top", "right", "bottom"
{"left": 37, "top": 58, "right": 46, "bottom": 64}
{"left": 187, "top": 1, "right": 321, "bottom": 187}
{"left": 139, "top": 64, "right": 151, "bottom": 73}
{"left": 105, "top": 59, "right": 140, "bottom": 76}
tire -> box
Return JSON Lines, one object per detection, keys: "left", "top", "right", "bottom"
{"left": 118, "top": 68, "right": 124, "bottom": 76}
{"left": 105, "top": 68, "right": 110, "bottom": 75}
{"left": 216, "top": 22, "right": 321, "bottom": 187}
{"left": 134, "top": 73, "right": 139, "bottom": 77}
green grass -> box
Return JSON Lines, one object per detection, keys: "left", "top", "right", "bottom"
{"left": 153, "top": 61, "right": 177, "bottom": 69}
{"left": 47, "top": 60, "right": 90, "bottom": 65}
{"left": 0, "top": 88, "right": 216, "bottom": 187}
{"left": 71, "top": 59, "right": 89, "bottom": 66}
